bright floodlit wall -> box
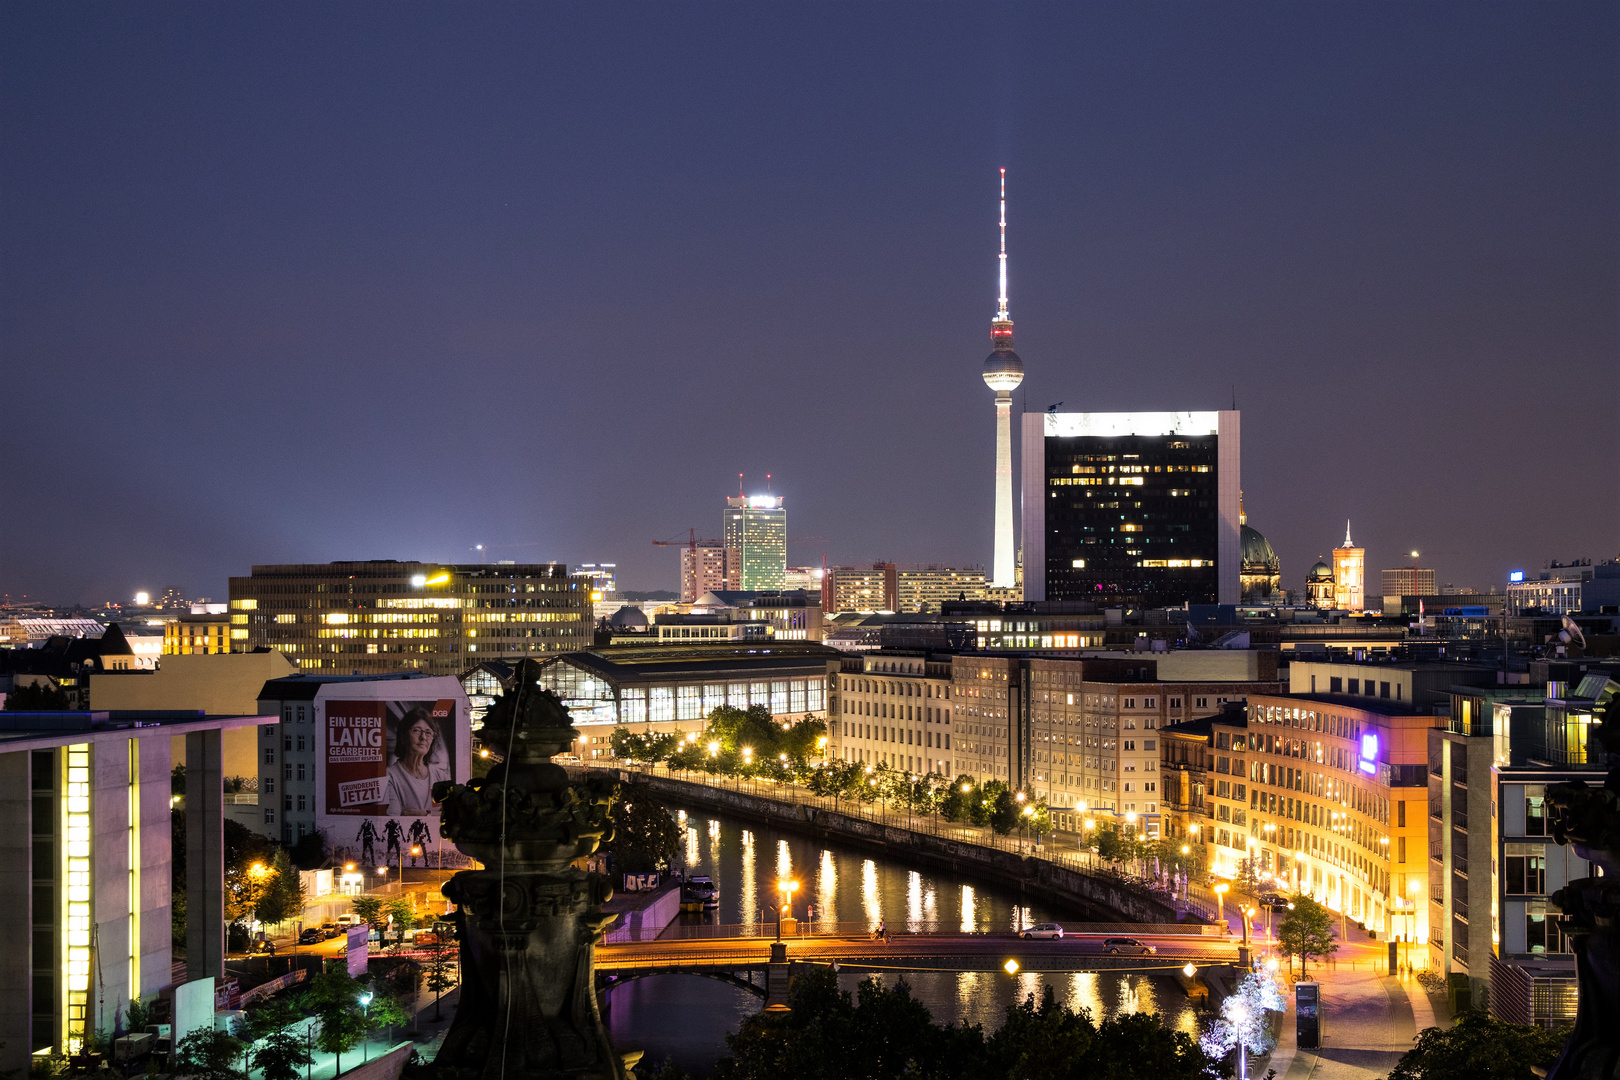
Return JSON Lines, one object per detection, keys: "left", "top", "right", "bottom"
{"left": 228, "top": 562, "right": 592, "bottom": 675}
{"left": 1204, "top": 694, "right": 1432, "bottom": 945}
{"left": 1021, "top": 411, "right": 1241, "bottom": 607}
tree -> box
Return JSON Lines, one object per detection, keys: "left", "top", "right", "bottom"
{"left": 601, "top": 781, "right": 681, "bottom": 873}
{"left": 939, "top": 775, "right": 978, "bottom": 823}
{"left": 1277, "top": 893, "right": 1338, "bottom": 977}
{"left": 422, "top": 937, "right": 458, "bottom": 1022}
{"left": 170, "top": 1027, "right": 244, "bottom": 1080}
{"left": 351, "top": 895, "right": 384, "bottom": 930}
{"left": 254, "top": 848, "right": 305, "bottom": 929}
{"left": 250, "top": 1028, "right": 314, "bottom": 1080}
{"left": 385, "top": 897, "right": 416, "bottom": 946}
{"left": 307, "top": 968, "right": 369, "bottom": 1074}
{"left": 3, "top": 682, "right": 69, "bottom": 711}
{"left": 290, "top": 829, "right": 326, "bottom": 871}
{"left": 1385, "top": 1010, "right": 1569, "bottom": 1080}
{"left": 1199, "top": 970, "right": 1285, "bottom": 1079}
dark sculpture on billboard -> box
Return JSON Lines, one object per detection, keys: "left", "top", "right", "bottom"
{"left": 424, "top": 659, "right": 630, "bottom": 1080}
{"left": 1546, "top": 679, "right": 1619, "bottom": 1080}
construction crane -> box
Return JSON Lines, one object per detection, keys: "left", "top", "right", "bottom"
{"left": 651, "top": 529, "right": 724, "bottom": 554}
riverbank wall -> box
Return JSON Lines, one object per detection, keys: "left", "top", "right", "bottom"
{"left": 583, "top": 769, "right": 1182, "bottom": 925}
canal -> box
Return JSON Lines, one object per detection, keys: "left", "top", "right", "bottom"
{"left": 604, "top": 809, "right": 1203, "bottom": 1075}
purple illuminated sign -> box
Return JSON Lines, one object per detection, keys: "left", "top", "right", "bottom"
{"left": 1358, "top": 732, "right": 1379, "bottom": 774}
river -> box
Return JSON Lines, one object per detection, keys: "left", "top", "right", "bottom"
{"left": 604, "top": 810, "right": 1203, "bottom": 1075}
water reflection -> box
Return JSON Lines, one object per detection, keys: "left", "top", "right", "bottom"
{"left": 620, "top": 813, "right": 1200, "bottom": 1074}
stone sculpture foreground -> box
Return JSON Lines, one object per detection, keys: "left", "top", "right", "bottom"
{"left": 421, "top": 661, "right": 630, "bottom": 1080}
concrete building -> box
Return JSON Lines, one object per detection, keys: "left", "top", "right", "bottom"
{"left": 163, "top": 603, "right": 232, "bottom": 655}
{"left": 680, "top": 544, "right": 741, "bottom": 605}
{"left": 534, "top": 641, "right": 839, "bottom": 757}
{"left": 1425, "top": 672, "right": 1617, "bottom": 1022}
{"left": 830, "top": 653, "right": 955, "bottom": 775}
{"left": 898, "top": 567, "right": 989, "bottom": 613}
{"left": 89, "top": 651, "right": 299, "bottom": 779}
{"left": 1021, "top": 411, "right": 1242, "bottom": 607}
{"left": 824, "top": 564, "right": 896, "bottom": 613}
{"left": 0, "top": 709, "right": 272, "bottom": 1073}
{"left": 723, "top": 494, "right": 786, "bottom": 592}
{"left": 838, "top": 651, "right": 1280, "bottom": 834}
{"left": 228, "top": 561, "right": 592, "bottom": 675}
{"left": 1288, "top": 659, "right": 1497, "bottom": 709}
{"left": 1202, "top": 692, "right": 1432, "bottom": 940}
{"left": 253, "top": 673, "right": 472, "bottom": 854}
{"left": 1381, "top": 566, "right": 1437, "bottom": 601}
{"left": 1506, "top": 561, "right": 1620, "bottom": 616}
{"left": 653, "top": 613, "right": 768, "bottom": 643}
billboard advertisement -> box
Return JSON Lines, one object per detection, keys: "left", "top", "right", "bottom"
{"left": 315, "top": 681, "right": 471, "bottom": 870}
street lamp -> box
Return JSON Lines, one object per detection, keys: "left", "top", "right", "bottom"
{"left": 775, "top": 880, "right": 799, "bottom": 942}
{"left": 358, "top": 991, "right": 373, "bottom": 1062}
{"left": 1214, "top": 882, "right": 1229, "bottom": 923}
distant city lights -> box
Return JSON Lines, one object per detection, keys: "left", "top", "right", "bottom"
{"left": 133, "top": 591, "right": 150, "bottom": 605}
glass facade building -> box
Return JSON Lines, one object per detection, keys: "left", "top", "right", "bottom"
{"left": 724, "top": 496, "right": 786, "bottom": 592}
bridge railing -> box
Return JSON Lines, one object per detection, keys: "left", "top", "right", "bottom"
{"left": 636, "top": 921, "right": 1231, "bottom": 943}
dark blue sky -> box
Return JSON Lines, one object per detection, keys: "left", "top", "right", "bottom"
{"left": 3, "top": 3, "right": 1615, "bottom": 603}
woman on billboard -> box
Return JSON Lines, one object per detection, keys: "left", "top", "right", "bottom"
{"left": 385, "top": 705, "right": 452, "bottom": 816}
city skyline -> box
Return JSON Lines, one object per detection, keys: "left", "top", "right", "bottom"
{"left": 2, "top": 5, "right": 1615, "bottom": 604}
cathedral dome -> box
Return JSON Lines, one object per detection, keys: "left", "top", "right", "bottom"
{"left": 608, "top": 605, "right": 649, "bottom": 629}
{"left": 1307, "top": 559, "right": 1333, "bottom": 583}
{"left": 1240, "top": 524, "right": 1280, "bottom": 573}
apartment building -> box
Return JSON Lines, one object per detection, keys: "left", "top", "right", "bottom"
{"left": 828, "top": 652, "right": 954, "bottom": 775}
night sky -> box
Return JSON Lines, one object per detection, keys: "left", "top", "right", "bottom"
{"left": 3, "top": 4, "right": 1615, "bottom": 605}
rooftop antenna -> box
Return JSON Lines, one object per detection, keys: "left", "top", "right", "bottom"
{"left": 997, "top": 167, "right": 1009, "bottom": 322}
{"left": 738, "top": 473, "right": 744, "bottom": 497}
{"left": 766, "top": 473, "right": 773, "bottom": 494}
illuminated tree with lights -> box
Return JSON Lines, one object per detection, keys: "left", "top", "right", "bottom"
{"left": 1199, "top": 970, "right": 1285, "bottom": 1080}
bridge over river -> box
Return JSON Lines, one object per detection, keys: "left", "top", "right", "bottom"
{"left": 597, "top": 926, "right": 1240, "bottom": 1001}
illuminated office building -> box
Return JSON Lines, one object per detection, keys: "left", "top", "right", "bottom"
{"left": 1020, "top": 411, "right": 1242, "bottom": 607}
{"left": 228, "top": 562, "right": 592, "bottom": 675}
{"left": 723, "top": 495, "right": 786, "bottom": 592}
{"left": 1381, "top": 566, "right": 1437, "bottom": 601}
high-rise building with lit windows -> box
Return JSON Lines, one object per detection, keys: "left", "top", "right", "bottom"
{"left": 723, "top": 495, "right": 786, "bottom": 591}
{"left": 228, "top": 562, "right": 592, "bottom": 675}
{"left": 1020, "top": 411, "right": 1242, "bottom": 607}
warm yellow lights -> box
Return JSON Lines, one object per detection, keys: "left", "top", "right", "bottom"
{"left": 1003, "top": 959, "right": 1020, "bottom": 975}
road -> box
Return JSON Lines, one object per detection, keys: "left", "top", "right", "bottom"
{"left": 598, "top": 930, "right": 1238, "bottom": 975}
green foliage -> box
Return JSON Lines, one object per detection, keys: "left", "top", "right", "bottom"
{"left": 711, "top": 970, "right": 1215, "bottom": 1080}
{"left": 938, "top": 775, "right": 979, "bottom": 823}
{"left": 385, "top": 897, "right": 416, "bottom": 945}
{"left": 254, "top": 847, "right": 305, "bottom": 928}
{"left": 696, "top": 707, "right": 827, "bottom": 774}
{"left": 1386, "top": 1009, "right": 1568, "bottom": 1080}
{"left": 423, "top": 938, "right": 458, "bottom": 1021}
{"left": 123, "top": 996, "right": 153, "bottom": 1038}
{"left": 988, "top": 783, "right": 1019, "bottom": 835}
{"left": 602, "top": 781, "right": 681, "bottom": 873}
{"left": 1277, "top": 893, "right": 1338, "bottom": 977}
{"left": 306, "top": 969, "right": 369, "bottom": 1063}
{"left": 223, "top": 820, "right": 279, "bottom": 926}
{"left": 170, "top": 1027, "right": 245, "bottom": 1080}
{"left": 4, "top": 682, "right": 69, "bottom": 710}
{"left": 250, "top": 1028, "right": 314, "bottom": 1080}
{"left": 350, "top": 895, "right": 384, "bottom": 929}
{"left": 610, "top": 727, "right": 680, "bottom": 764}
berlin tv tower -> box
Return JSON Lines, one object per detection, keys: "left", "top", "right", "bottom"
{"left": 982, "top": 168, "right": 1024, "bottom": 589}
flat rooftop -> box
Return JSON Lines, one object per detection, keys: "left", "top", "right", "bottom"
{"left": 0, "top": 710, "right": 274, "bottom": 751}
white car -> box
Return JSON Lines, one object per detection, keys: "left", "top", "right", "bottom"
{"left": 1020, "top": 923, "right": 1064, "bottom": 940}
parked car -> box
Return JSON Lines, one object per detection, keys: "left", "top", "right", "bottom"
{"left": 1019, "top": 923, "right": 1064, "bottom": 940}
{"left": 1102, "top": 937, "right": 1156, "bottom": 956}
{"left": 297, "top": 928, "right": 324, "bottom": 945}
{"left": 247, "top": 938, "right": 277, "bottom": 955}
{"left": 335, "top": 913, "right": 361, "bottom": 928}
{"left": 1259, "top": 894, "right": 1292, "bottom": 912}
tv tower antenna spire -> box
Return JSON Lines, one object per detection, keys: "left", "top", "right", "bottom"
{"left": 997, "top": 167, "right": 1009, "bottom": 321}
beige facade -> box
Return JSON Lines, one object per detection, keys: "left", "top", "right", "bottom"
{"left": 828, "top": 654, "right": 955, "bottom": 774}
{"left": 897, "top": 568, "right": 988, "bottom": 613}
{"left": 89, "top": 652, "right": 298, "bottom": 778}
{"left": 1200, "top": 694, "right": 1432, "bottom": 944}
{"left": 164, "top": 612, "right": 232, "bottom": 654}
{"left": 680, "top": 544, "right": 740, "bottom": 604}
{"left": 1381, "top": 567, "right": 1437, "bottom": 599}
